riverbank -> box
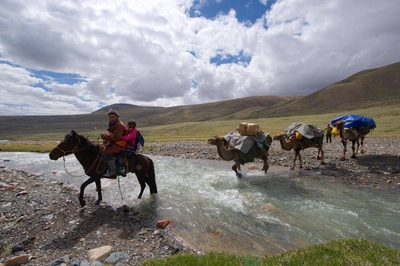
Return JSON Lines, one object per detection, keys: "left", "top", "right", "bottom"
{"left": 144, "top": 138, "right": 400, "bottom": 189}
{"left": 1, "top": 138, "right": 399, "bottom": 265}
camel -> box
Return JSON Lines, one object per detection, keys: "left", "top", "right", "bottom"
{"left": 273, "top": 133, "right": 324, "bottom": 170}
{"left": 208, "top": 135, "right": 269, "bottom": 178}
{"left": 332, "top": 120, "right": 366, "bottom": 161}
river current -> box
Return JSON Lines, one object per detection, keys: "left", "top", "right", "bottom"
{"left": 1, "top": 152, "right": 399, "bottom": 256}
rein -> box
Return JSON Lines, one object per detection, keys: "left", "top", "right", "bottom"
{"left": 57, "top": 138, "right": 106, "bottom": 177}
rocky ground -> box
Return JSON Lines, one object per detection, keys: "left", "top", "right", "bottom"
{"left": 1, "top": 138, "right": 399, "bottom": 265}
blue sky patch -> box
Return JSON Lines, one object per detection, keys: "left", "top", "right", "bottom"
{"left": 210, "top": 50, "right": 252, "bottom": 66}
{"left": 189, "top": 0, "right": 276, "bottom": 24}
{"left": 28, "top": 69, "right": 86, "bottom": 85}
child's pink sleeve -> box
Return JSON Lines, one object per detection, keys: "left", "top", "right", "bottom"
{"left": 120, "top": 129, "right": 137, "bottom": 141}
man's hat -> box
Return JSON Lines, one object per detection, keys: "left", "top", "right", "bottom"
{"left": 106, "top": 109, "right": 119, "bottom": 116}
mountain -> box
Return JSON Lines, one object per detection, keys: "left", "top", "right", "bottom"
{"left": 275, "top": 61, "right": 400, "bottom": 115}
{"left": 0, "top": 62, "right": 399, "bottom": 138}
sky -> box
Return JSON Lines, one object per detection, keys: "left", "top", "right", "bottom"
{"left": 1, "top": 0, "right": 400, "bottom": 116}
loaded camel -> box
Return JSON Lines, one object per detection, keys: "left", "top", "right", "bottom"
{"left": 208, "top": 135, "right": 269, "bottom": 178}
{"left": 332, "top": 120, "right": 365, "bottom": 161}
{"left": 273, "top": 133, "right": 324, "bottom": 170}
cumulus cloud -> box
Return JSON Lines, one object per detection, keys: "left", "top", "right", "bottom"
{"left": 0, "top": 0, "right": 399, "bottom": 115}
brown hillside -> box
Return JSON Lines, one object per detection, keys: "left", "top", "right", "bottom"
{"left": 0, "top": 62, "right": 399, "bottom": 138}
{"left": 272, "top": 62, "right": 400, "bottom": 115}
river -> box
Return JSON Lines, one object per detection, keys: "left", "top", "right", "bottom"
{"left": 1, "top": 152, "right": 399, "bottom": 256}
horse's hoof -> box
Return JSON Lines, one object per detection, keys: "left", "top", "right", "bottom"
{"left": 236, "top": 173, "right": 243, "bottom": 178}
{"left": 290, "top": 167, "right": 294, "bottom": 170}
{"left": 80, "top": 200, "right": 86, "bottom": 208}
{"left": 360, "top": 151, "right": 365, "bottom": 154}
{"left": 321, "top": 161, "right": 326, "bottom": 165}
{"left": 340, "top": 157, "right": 346, "bottom": 161}
{"left": 96, "top": 200, "right": 102, "bottom": 205}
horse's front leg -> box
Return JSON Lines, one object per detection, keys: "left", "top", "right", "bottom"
{"left": 135, "top": 172, "right": 147, "bottom": 199}
{"left": 79, "top": 176, "right": 97, "bottom": 207}
{"left": 95, "top": 178, "right": 102, "bottom": 205}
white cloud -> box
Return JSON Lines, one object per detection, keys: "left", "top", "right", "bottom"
{"left": 0, "top": 0, "right": 399, "bottom": 115}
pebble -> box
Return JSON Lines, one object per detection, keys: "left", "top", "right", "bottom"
{"left": 1, "top": 138, "right": 399, "bottom": 265}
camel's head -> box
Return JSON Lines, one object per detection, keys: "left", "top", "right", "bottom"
{"left": 208, "top": 135, "right": 224, "bottom": 146}
{"left": 332, "top": 120, "right": 345, "bottom": 128}
{"left": 273, "top": 133, "right": 285, "bottom": 140}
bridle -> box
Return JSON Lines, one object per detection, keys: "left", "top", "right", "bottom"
{"left": 55, "top": 136, "right": 106, "bottom": 177}
{"left": 54, "top": 137, "right": 86, "bottom": 155}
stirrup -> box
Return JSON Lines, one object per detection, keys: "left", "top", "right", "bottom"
{"left": 117, "top": 167, "right": 126, "bottom": 177}
{"left": 103, "top": 170, "right": 117, "bottom": 178}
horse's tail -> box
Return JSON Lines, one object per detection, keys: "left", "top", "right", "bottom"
{"left": 147, "top": 158, "right": 158, "bottom": 194}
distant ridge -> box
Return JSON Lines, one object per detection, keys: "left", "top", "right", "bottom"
{"left": 0, "top": 62, "right": 399, "bottom": 138}
{"left": 277, "top": 62, "right": 400, "bottom": 114}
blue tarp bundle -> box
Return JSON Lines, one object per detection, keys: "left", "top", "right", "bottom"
{"left": 331, "top": 114, "right": 376, "bottom": 128}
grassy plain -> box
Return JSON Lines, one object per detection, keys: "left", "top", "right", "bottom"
{"left": 1, "top": 105, "right": 399, "bottom": 153}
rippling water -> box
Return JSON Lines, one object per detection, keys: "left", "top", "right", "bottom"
{"left": 1, "top": 152, "right": 399, "bottom": 256}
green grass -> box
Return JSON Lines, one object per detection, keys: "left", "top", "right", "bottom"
{"left": 138, "top": 105, "right": 400, "bottom": 141}
{"left": 143, "top": 239, "right": 400, "bottom": 266}
{"left": 1, "top": 105, "right": 399, "bottom": 152}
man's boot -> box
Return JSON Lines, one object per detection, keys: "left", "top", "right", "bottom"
{"left": 118, "top": 165, "right": 126, "bottom": 177}
{"left": 103, "top": 159, "right": 117, "bottom": 178}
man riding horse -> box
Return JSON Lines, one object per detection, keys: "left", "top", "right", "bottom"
{"left": 101, "top": 109, "right": 127, "bottom": 178}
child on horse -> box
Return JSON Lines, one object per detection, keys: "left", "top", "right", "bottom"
{"left": 115, "top": 119, "right": 138, "bottom": 176}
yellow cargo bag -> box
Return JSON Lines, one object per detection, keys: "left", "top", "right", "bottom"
{"left": 295, "top": 132, "right": 303, "bottom": 139}
{"left": 332, "top": 127, "right": 340, "bottom": 136}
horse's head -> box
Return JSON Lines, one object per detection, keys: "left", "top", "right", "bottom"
{"left": 49, "top": 130, "right": 81, "bottom": 160}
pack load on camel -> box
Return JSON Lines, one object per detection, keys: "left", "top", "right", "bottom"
{"left": 208, "top": 123, "right": 272, "bottom": 178}
{"left": 284, "top": 122, "right": 325, "bottom": 142}
{"left": 331, "top": 114, "right": 376, "bottom": 136}
{"left": 330, "top": 114, "right": 376, "bottom": 160}
{"left": 274, "top": 122, "right": 325, "bottom": 170}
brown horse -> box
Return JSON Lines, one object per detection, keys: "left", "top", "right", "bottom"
{"left": 49, "top": 130, "right": 157, "bottom": 207}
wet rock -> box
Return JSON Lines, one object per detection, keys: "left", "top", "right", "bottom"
{"left": 87, "top": 246, "right": 112, "bottom": 263}
{"left": 104, "top": 252, "right": 129, "bottom": 264}
{"left": 4, "top": 254, "right": 29, "bottom": 266}
{"left": 156, "top": 219, "right": 174, "bottom": 229}
{"left": 11, "top": 236, "right": 35, "bottom": 253}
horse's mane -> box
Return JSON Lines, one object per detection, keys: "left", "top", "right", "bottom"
{"left": 66, "top": 131, "right": 101, "bottom": 151}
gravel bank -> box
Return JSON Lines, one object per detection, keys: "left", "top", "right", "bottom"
{"left": 145, "top": 138, "right": 400, "bottom": 189}
{"left": 1, "top": 138, "right": 399, "bottom": 265}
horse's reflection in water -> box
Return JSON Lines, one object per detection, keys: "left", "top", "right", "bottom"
{"left": 49, "top": 130, "right": 157, "bottom": 207}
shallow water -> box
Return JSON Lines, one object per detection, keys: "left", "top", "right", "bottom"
{"left": 1, "top": 152, "right": 399, "bottom": 256}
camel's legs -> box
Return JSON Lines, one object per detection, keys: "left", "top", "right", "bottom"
{"left": 351, "top": 140, "right": 357, "bottom": 159}
{"left": 232, "top": 162, "right": 243, "bottom": 178}
{"left": 358, "top": 136, "right": 365, "bottom": 154}
{"left": 291, "top": 149, "right": 302, "bottom": 170}
{"left": 317, "top": 147, "right": 326, "bottom": 165}
{"left": 262, "top": 154, "right": 269, "bottom": 174}
{"left": 298, "top": 151, "right": 302, "bottom": 168}
{"left": 340, "top": 139, "right": 347, "bottom": 161}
